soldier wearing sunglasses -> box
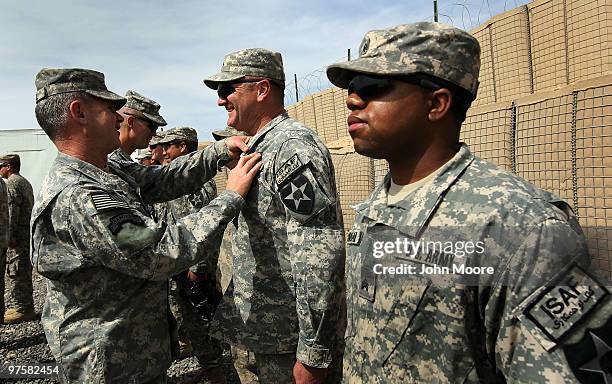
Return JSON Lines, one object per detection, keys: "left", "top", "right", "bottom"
{"left": 204, "top": 49, "right": 346, "bottom": 384}
{"left": 327, "top": 22, "right": 610, "bottom": 383}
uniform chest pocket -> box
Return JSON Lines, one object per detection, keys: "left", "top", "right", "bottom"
{"left": 354, "top": 271, "right": 431, "bottom": 367}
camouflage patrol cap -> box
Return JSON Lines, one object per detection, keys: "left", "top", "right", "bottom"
{"left": 326, "top": 22, "right": 481, "bottom": 97}
{"left": 135, "top": 148, "right": 152, "bottom": 160}
{"left": 204, "top": 48, "right": 285, "bottom": 89}
{"left": 148, "top": 131, "right": 166, "bottom": 147}
{"left": 35, "top": 68, "right": 126, "bottom": 108}
{"left": 0, "top": 154, "right": 20, "bottom": 167}
{"left": 212, "top": 126, "right": 245, "bottom": 141}
{"left": 124, "top": 90, "right": 167, "bottom": 126}
{"left": 157, "top": 126, "right": 198, "bottom": 144}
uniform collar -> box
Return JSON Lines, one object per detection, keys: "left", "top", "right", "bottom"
{"left": 247, "top": 112, "right": 290, "bottom": 152}
{"left": 110, "top": 147, "right": 133, "bottom": 162}
{"left": 55, "top": 153, "right": 127, "bottom": 187}
{"left": 354, "top": 143, "right": 474, "bottom": 238}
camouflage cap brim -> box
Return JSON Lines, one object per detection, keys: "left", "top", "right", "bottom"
{"left": 203, "top": 72, "right": 246, "bottom": 89}
{"left": 142, "top": 112, "right": 167, "bottom": 127}
{"left": 86, "top": 89, "right": 127, "bottom": 109}
{"left": 327, "top": 57, "right": 424, "bottom": 89}
{"left": 212, "top": 127, "right": 244, "bottom": 140}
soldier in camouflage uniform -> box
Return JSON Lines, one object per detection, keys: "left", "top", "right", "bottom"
{"left": 31, "top": 67, "right": 261, "bottom": 383}
{"left": 204, "top": 49, "right": 346, "bottom": 384}
{"left": 158, "top": 126, "right": 227, "bottom": 383}
{"left": 108, "top": 89, "right": 167, "bottom": 177}
{"left": 135, "top": 148, "right": 154, "bottom": 166}
{"left": 212, "top": 126, "right": 259, "bottom": 384}
{"left": 0, "top": 177, "right": 8, "bottom": 324}
{"left": 149, "top": 131, "right": 165, "bottom": 165}
{"left": 326, "top": 22, "right": 612, "bottom": 383}
{"left": 0, "top": 154, "right": 35, "bottom": 324}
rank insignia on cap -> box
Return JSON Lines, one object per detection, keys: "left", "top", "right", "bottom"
{"left": 90, "top": 192, "right": 130, "bottom": 213}
{"left": 359, "top": 37, "right": 370, "bottom": 56}
{"left": 563, "top": 317, "right": 612, "bottom": 384}
{"left": 279, "top": 173, "right": 315, "bottom": 215}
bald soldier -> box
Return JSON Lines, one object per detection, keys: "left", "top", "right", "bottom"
{"left": 0, "top": 154, "right": 35, "bottom": 324}
{"left": 31, "top": 67, "right": 261, "bottom": 383}
{"left": 326, "top": 22, "right": 612, "bottom": 383}
{"left": 205, "top": 49, "right": 346, "bottom": 384}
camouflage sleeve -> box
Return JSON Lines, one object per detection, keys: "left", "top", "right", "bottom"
{"left": 118, "top": 141, "right": 232, "bottom": 204}
{"left": 0, "top": 179, "right": 8, "bottom": 249}
{"left": 277, "top": 138, "right": 346, "bottom": 369}
{"left": 6, "top": 180, "right": 21, "bottom": 242}
{"left": 490, "top": 218, "right": 611, "bottom": 383}
{"left": 66, "top": 185, "right": 244, "bottom": 281}
{"left": 190, "top": 180, "right": 221, "bottom": 276}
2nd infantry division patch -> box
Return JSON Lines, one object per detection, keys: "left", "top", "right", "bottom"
{"left": 279, "top": 173, "right": 315, "bottom": 215}
{"left": 563, "top": 316, "right": 612, "bottom": 384}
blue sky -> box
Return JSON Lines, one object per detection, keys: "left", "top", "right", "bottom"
{"left": 0, "top": 0, "right": 528, "bottom": 140}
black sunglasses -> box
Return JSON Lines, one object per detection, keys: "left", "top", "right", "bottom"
{"left": 217, "top": 80, "right": 262, "bottom": 99}
{"left": 347, "top": 75, "right": 443, "bottom": 101}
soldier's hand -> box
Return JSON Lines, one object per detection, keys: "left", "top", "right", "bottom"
{"left": 224, "top": 136, "right": 250, "bottom": 159}
{"left": 226, "top": 153, "right": 262, "bottom": 198}
{"left": 293, "top": 361, "right": 327, "bottom": 384}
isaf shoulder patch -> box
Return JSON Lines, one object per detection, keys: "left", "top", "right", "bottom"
{"left": 108, "top": 212, "right": 145, "bottom": 235}
{"left": 523, "top": 263, "right": 609, "bottom": 343}
{"left": 90, "top": 192, "right": 130, "bottom": 213}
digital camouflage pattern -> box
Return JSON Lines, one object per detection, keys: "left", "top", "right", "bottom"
{"left": 4, "top": 173, "right": 34, "bottom": 312}
{"left": 107, "top": 140, "right": 231, "bottom": 204}
{"left": 326, "top": 22, "right": 481, "bottom": 97}
{"left": 149, "top": 130, "right": 166, "bottom": 147}
{"left": 161, "top": 179, "right": 219, "bottom": 274}
{"left": 160, "top": 178, "right": 226, "bottom": 382}
{"left": 204, "top": 48, "right": 285, "bottom": 89}
{"left": 0, "top": 177, "right": 8, "bottom": 248}
{"left": 35, "top": 68, "right": 126, "bottom": 107}
{"left": 212, "top": 126, "right": 245, "bottom": 141}
{"left": 135, "top": 148, "right": 153, "bottom": 160}
{"left": 157, "top": 126, "right": 198, "bottom": 145}
{"left": 0, "top": 177, "right": 9, "bottom": 321}
{"left": 124, "top": 90, "right": 167, "bottom": 126}
{"left": 209, "top": 113, "right": 346, "bottom": 369}
{"left": 343, "top": 144, "right": 612, "bottom": 383}
{"left": 31, "top": 153, "right": 244, "bottom": 383}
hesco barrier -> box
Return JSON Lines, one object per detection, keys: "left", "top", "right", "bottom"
{"left": 283, "top": 0, "right": 612, "bottom": 278}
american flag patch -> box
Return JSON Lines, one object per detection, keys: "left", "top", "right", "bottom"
{"left": 90, "top": 192, "right": 130, "bottom": 212}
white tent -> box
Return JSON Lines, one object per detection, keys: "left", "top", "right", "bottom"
{"left": 0, "top": 128, "right": 57, "bottom": 198}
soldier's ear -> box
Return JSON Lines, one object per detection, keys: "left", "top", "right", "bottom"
{"left": 68, "top": 99, "right": 87, "bottom": 124}
{"left": 427, "top": 88, "right": 452, "bottom": 123}
{"left": 126, "top": 115, "right": 135, "bottom": 128}
{"left": 256, "top": 79, "right": 272, "bottom": 102}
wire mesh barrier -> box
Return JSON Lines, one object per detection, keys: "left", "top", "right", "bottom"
{"left": 279, "top": 0, "right": 612, "bottom": 278}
